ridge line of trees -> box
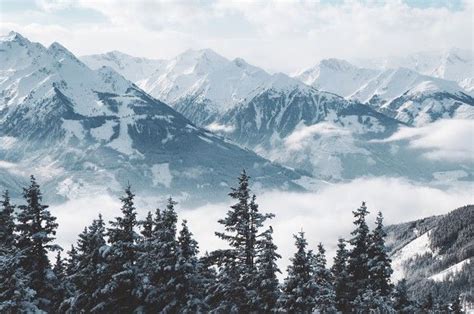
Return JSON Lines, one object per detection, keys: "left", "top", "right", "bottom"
{"left": 0, "top": 172, "right": 465, "bottom": 313}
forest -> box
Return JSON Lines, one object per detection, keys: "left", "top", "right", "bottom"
{"left": 0, "top": 172, "right": 466, "bottom": 313}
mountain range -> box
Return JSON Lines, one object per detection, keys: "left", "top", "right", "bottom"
{"left": 1, "top": 31, "right": 473, "bottom": 203}
{"left": 0, "top": 32, "right": 303, "bottom": 205}
{"left": 83, "top": 45, "right": 473, "bottom": 182}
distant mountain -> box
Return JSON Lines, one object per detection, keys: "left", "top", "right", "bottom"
{"left": 295, "top": 58, "right": 379, "bottom": 98}
{"left": 353, "top": 48, "right": 474, "bottom": 83}
{"left": 295, "top": 59, "right": 474, "bottom": 126}
{"left": 83, "top": 49, "right": 272, "bottom": 126}
{"left": 0, "top": 32, "right": 304, "bottom": 204}
{"left": 81, "top": 50, "right": 166, "bottom": 82}
{"left": 386, "top": 205, "right": 473, "bottom": 305}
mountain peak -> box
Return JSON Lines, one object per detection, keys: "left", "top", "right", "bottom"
{"left": 319, "top": 58, "right": 356, "bottom": 71}
{"left": 1, "top": 31, "right": 30, "bottom": 44}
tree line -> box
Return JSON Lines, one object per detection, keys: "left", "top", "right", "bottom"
{"left": 0, "top": 172, "right": 465, "bottom": 313}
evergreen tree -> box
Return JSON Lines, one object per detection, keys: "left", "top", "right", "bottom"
{"left": 66, "top": 215, "right": 108, "bottom": 313}
{"left": 347, "top": 201, "right": 371, "bottom": 304}
{"left": 15, "top": 176, "right": 61, "bottom": 311}
{"left": 65, "top": 244, "right": 79, "bottom": 277}
{"left": 331, "top": 238, "right": 351, "bottom": 313}
{"left": 0, "top": 191, "right": 39, "bottom": 312}
{"left": 214, "top": 170, "right": 273, "bottom": 312}
{"left": 140, "top": 198, "right": 179, "bottom": 312}
{"left": 141, "top": 211, "right": 153, "bottom": 239}
{"left": 368, "top": 212, "right": 393, "bottom": 297}
{"left": 255, "top": 226, "right": 281, "bottom": 313}
{"left": 101, "top": 186, "right": 140, "bottom": 312}
{"left": 421, "top": 292, "right": 434, "bottom": 312}
{"left": 175, "top": 219, "right": 206, "bottom": 312}
{"left": 280, "top": 231, "right": 316, "bottom": 313}
{"left": 53, "top": 251, "right": 66, "bottom": 281}
{"left": 312, "top": 243, "right": 336, "bottom": 313}
{"left": 0, "top": 191, "right": 15, "bottom": 249}
{"left": 393, "top": 279, "right": 414, "bottom": 313}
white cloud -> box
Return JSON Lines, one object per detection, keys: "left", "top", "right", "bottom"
{"left": 284, "top": 122, "right": 350, "bottom": 150}
{"left": 1, "top": 0, "right": 472, "bottom": 72}
{"left": 377, "top": 119, "right": 474, "bottom": 162}
{"left": 206, "top": 122, "right": 235, "bottom": 133}
{"left": 49, "top": 176, "right": 473, "bottom": 277}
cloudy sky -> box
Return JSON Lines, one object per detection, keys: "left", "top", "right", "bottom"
{"left": 0, "top": 0, "right": 472, "bottom": 72}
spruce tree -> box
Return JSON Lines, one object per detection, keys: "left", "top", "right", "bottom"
{"left": 255, "top": 226, "right": 281, "bottom": 313}
{"left": 53, "top": 251, "right": 66, "bottom": 281}
{"left": 347, "top": 201, "right": 370, "bottom": 305}
{"left": 175, "top": 219, "right": 206, "bottom": 312}
{"left": 280, "top": 231, "right": 316, "bottom": 313}
{"left": 0, "top": 191, "right": 15, "bottom": 249}
{"left": 312, "top": 243, "right": 336, "bottom": 313}
{"left": 214, "top": 170, "right": 273, "bottom": 312}
{"left": 102, "top": 186, "right": 139, "bottom": 312}
{"left": 332, "top": 238, "right": 351, "bottom": 313}
{"left": 393, "top": 279, "right": 414, "bottom": 313}
{"left": 68, "top": 215, "right": 108, "bottom": 312}
{"left": 368, "top": 212, "right": 393, "bottom": 297}
{"left": 16, "top": 176, "right": 61, "bottom": 311}
{"left": 451, "top": 294, "right": 463, "bottom": 314}
{"left": 0, "top": 190, "right": 39, "bottom": 312}
{"left": 65, "top": 244, "right": 79, "bottom": 277}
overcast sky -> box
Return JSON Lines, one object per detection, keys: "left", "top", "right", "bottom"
{"left": 0, "top": 0, "right": 472, "bottom": 73}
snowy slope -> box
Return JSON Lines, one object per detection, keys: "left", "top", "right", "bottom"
{"left": 0, "top": 32, "right": 305, "bottom": 204}
{"left": 353, "top": 48, "right": 474, "bottom": 83}
{"left": 81, "top": 50, "right": 165, "bottom": 83}
{"left": 83, "top": 49, "right": 272, "bottom": 126}
{"left": 295, "top": 58, "right": 380, "bottom": 98}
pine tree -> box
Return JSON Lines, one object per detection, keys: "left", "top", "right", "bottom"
{"left": 101, "top": 186, "right": 140, "bottom": 312}
{"left": 332, "top": 238, "right": 351, "bottom": 313}
{"left": 175, "top": 219, "right": 206, "bottom": 312}
{"left": 140, "top": 198, "right": 179, "bottom": 312}
{"left": 141, "top": 211, "right": 153, "bottom": 239}
{"left": 66, "top": 215, "right": 108, "bottom": 313}
{"left": 15, "top": 176, "right": 61, "bottom": 311}
{"left": 65, "top": 244, "right": 79, "bottom": 277}
{"left": 280, "top": 231, "right": 316, "bottom": 313}
{"left": 368, "top": 212, "right": 393, "bottom": 297}
{"left": 347, "top": 201, "right": 370, "bottom": 305}
{"left": 393, "top": 279, "right": 414, "bottom": 313}
{"left": 0, "top": 190, "right": 39, "bottom": 312}
{"left": 53, "top": 251, "right": 66, "bottom": 281}
{"left": 0, "top": 191, "right": 15, "bottom": 249}
{"left": 312, "top": 243, "right": 336, "bottom": 313}
{"left": 255, "top": 226, "right": 281, "bottom": 313}
{"left": 214, "top": 170, "right": 273, "bottom": 312}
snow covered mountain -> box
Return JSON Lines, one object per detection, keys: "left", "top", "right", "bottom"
{"left": 295, "top": 58, "right": 380, "bottom": 98}
{"left": 353, "top": 48, "right": 474, "bottom": 83}
{"left": 352, "top": 67, "right": 474, "bottom": 126}
{"left": 83, "top": 49, "right": 272, "bottom": 126}
{"left": 295, "top": 59, "right": 474, "bottom": 126}
{"left": 386, "top": 205, "right": 473, "bottom": 304}
{"left": 81, "top": 50, "right": 166, "bottom": 83}
{"left": 0, "top": 32, "right": 304, "bottom": 204}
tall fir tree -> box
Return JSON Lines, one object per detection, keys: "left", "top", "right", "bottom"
{"left": 347, "top": 201, "right": 371, "bottom": 305}
{"left": 255, "top": 226, "right": 281, "bottom": 313}
{"left": 175, "top": 219, "right": 206, "bottom": 312}
{"left": 214, "top": 170, "right": 273, "bottom": 312}
{"left": 0, "top": 190, "right": 15, "bottom": 249}
{"left": 312, "top": 243, "right": 336, "bottom": 313}
{"left": 101, "top": 186, "right": 140, "bottom": 312}
{"left": 15, "top": 176, "right": 61, "bottom": 311}
{"left": 65, "top": 244, "right": 79, "bottom": 277}
{"left": 368, "top": 212, "right": 393, "bottom": 297}
{"left": 53, "top": 251, "right": 66, "bottom": 281}
{"left": 332, "top": 238, "right": 351, "bottom": 313}
{"left": 0, "top": 190, "right": 39, "bottom": 312}
{"left": 280, "top": 231, "right": 316, "bottom": 313}
{"left": 65, "top": 215, "right": 108, "bottom": 313}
